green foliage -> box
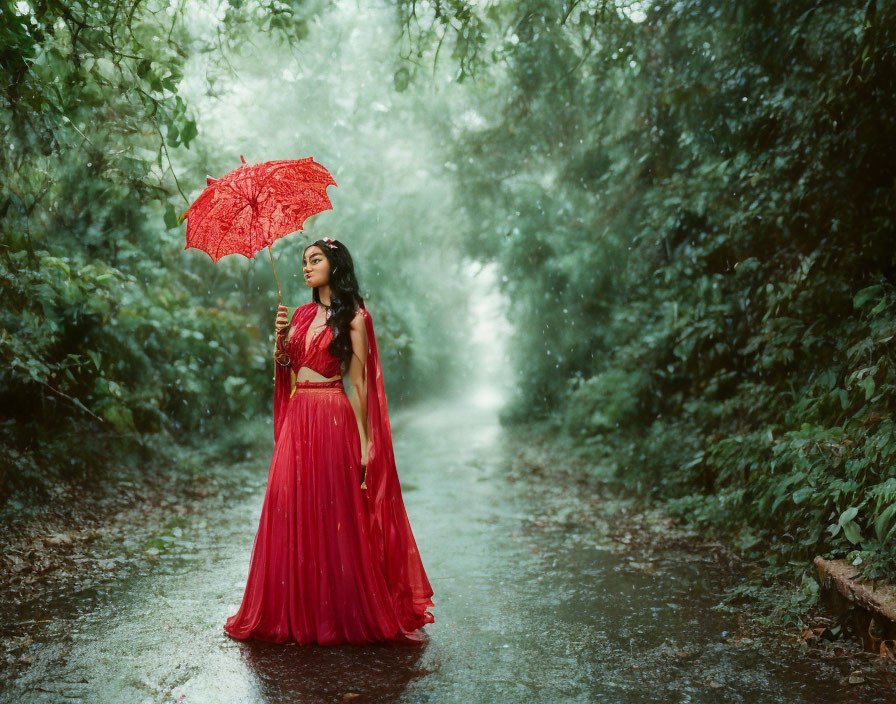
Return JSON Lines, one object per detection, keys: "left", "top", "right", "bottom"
{"left": 567, "top": 367, "right": 649, "bottom": 434}
{"left": 0, "top": 238, "right": 267, "bottom": 495}
{"left": 399, "top": 0, "right": 896, "bottom": 611}
{"left": 0, "top": 0, "right": 456, "bottom": 504}
{"left": 1, "top": 1, "right": 202, "bottom": 499}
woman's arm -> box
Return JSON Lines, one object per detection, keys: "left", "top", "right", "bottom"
{"left": 346, "top": 309, "right": 369, "bottom": 470}
{"left": 273, "top": 305, "right": 293, "bottom": 443}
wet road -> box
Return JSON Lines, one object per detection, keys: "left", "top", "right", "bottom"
{"left": 3, "top": 388, "right": 894, "bottom": 703}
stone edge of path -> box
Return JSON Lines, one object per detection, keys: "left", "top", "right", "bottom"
{"left": 813, "top": 557, "right": 896, "bottom": 625}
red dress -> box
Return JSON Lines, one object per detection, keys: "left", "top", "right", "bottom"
{"left": 224, "top": 302, "right": 435, "bottom": 645}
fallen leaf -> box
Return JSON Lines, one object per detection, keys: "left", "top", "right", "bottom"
{"left": 44, "top": 533, "right": 74, "bottom": 546}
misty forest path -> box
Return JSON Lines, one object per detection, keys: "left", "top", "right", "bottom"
{"left": 2, "top": 392, "right": 881, "bottom": 704}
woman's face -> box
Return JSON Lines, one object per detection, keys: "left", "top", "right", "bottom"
{"left": 302, "top": 246, "right": 330, "bottom": 288}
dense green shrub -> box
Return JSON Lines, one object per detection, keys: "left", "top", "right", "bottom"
{"left": 398, "top": 0, "right": 896, "bottom": 592}
{"left": 0, "top": 1, "right": 462, "bottom": 505}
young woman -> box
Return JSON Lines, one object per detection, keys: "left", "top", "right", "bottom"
{"left": 223, "top": 237, "right": 435, "bottom": 645}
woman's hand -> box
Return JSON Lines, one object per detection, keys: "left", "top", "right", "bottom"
{"left": 359, "top": 444, "right": 369, "bottom": 489}
{"left": 273, "top": 305, "right": 290, "bottom": 365}
{"left": 360, "top": 435, "right": 371, "bottom": 467}
{"left": 275, "top": 304, "right": 289, "bottom": 335}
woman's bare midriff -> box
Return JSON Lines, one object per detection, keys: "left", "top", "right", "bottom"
{"left": 293, "top": 366, "right": 341, "bottom": 383}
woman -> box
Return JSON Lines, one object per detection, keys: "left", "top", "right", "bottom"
{"left": 224, "top": 237, "right": 435, "bottom": 645}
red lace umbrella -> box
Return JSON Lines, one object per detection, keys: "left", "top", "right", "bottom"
{"left": 180, "top": 155, "right": 337, "bottom": 302}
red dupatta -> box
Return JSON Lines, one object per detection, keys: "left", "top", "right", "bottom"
{"left": 359, "top": 307, "right": 435, "bottom": 630}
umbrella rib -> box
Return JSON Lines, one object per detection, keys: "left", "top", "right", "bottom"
{"left": 212, "top": 179, "right": 252, "bottom": 260}
{"left": 187, "top": 178, "right": 239, "bottom": 247}
{"left": 185, "top": 194, "right": 217, "bottom": 239}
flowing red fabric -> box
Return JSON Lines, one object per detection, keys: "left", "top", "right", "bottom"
{"left": 224, "top": 302, "right": 434, "bottom": 645}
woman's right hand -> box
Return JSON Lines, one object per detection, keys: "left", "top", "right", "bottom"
{"left": 275, "top": 304, "right": 289, "bottom": 334}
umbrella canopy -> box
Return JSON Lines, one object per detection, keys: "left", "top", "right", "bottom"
{"left": 181, "top": 155, "right": 337, "bottom": 263}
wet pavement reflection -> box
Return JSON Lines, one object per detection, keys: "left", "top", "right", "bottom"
{"left": 3, "top": 389, "right": 895, "bottom": 703}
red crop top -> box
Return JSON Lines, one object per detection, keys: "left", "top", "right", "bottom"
{"left": 284, "top": 302, "right": 342, "bottom": 378}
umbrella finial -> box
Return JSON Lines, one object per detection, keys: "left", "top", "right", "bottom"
{"left": 239, "top": 155, "right": 246, "bottom": 165}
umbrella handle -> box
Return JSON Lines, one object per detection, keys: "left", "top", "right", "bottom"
{"left": 268, "top": 245, "right": 282, "bottom": 305}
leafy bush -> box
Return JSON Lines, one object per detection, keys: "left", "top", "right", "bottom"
{"left": 398, "top": 0, "right": 896, "bottom": 597}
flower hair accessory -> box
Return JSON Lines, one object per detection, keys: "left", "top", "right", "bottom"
{"left": 322, "top": 237, "right": 337, "bottom": 248}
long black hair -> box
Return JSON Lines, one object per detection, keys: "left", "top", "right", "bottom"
{"left": 304, "top": 238, "right": 365, "bottom": 372}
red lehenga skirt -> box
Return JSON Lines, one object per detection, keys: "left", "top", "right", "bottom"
{"left": 224, "top": 379, "right": 434, "bottom": 645}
